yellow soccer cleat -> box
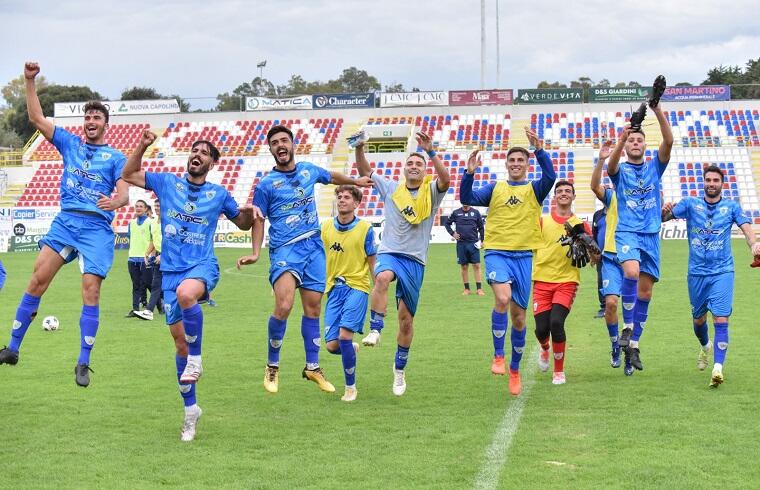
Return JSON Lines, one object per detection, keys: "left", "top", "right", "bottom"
{"left": 709, "top": 365, "right": 724, "bottom": 388}
{"left": 264, "top": 365, "right": 279, "bottom": 393}
{"left": 697, "top": 342, "right": 712, "bottom": 371}
{"left": 302, "top": 366, "right": 336, "bottom": 393}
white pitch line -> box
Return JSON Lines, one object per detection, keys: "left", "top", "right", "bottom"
{"left": 473, "top": 345, "right": 538, "bottom": 490}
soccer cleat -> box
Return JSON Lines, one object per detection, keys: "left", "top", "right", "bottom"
{"left": 180, "top": 406, "right": 202, "bottom": 442}
{"left": 125, "top": 310, "right": 138, "bottom": 318}
{"left": 0, "top": 347, "right": 19, "bottom": 365}
{"left": 594, "top": 309, "right": 605, "bottom": 319}
{"left": 610, "top": 346, "right": 621, "bottom": 368}
{"left": 508, "top": 369, "right": 522, "bottom": 396}
{"left": 709, "top": 365, "right": 724, "bottom": 388}
{"left": 263, "top": 365, "right": 279, "bottom": 393}
{"left": 623, "top": 348, "right": 634, "bottom": 376}
{"left": 134, "top": 309, "right": 154, "bottom": 321}
{"left": 491, "top": 356, "right": 506, "bottom": 375}
{"left": 462, "top": 289, "right": 471, "bottom": 296}
{"left": 697, "top": 342, "right": 712, "bottom": 371}
{"left": 341, "top": 385, "right": 358, "bottom": 402}
{"left": 537, "top": 348, "right": 550, "bottom": 372}
{"left": 618, "top": 328, "right": 632, "bottom": 348}
{"left": 552, "top": 371, "right": 566, "bottom": 385}
{"left": 180, "top": 359, "right": 203, "bottom": 384}
{"left": 628, "top": 347, "right": 643, "bottom": 371}
{"left": 302, "top": 366, "right": 336, "bottom": 393}
{"left": 392, "top": 367, "right": 407, "bottom": 396}
{"left": 74, "top": 363, "right": 93, "bottom": 387}
{"left": 476, "top": 289, "right": 486, "bottom": 296}
{"left": 362, "top": 329, "right": 381, "bottom": 347}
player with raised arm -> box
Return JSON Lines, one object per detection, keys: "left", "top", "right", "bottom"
{"left": 122, "top": 130, "right": 259, "bottom": 441}
{"left": 662, "top": 165, "right": 760, "bottom": 387}
{"left": 460, "top": 128, "right": 557, "bottom": 396}
{"left": 606, "top": 89, "right": 673, "bottom": 372}
{"left": 321, "top": 185, "right": 377, "bottom": 402}
{"left": 354, "top": 131, "right": 449, "bottom": 396}
{"left": 237, "top": 125, "right": 372, "bottom": 395}
{"left": 0, "top": 62, "right": 129, "bottom": 387}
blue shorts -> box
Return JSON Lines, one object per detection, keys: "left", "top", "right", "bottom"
{"left": 39, "top": 212, "right": 115, "bottom": 279}
{"left": 324, "top": 284, "right": 368, "bottom": 341}
{"left": 0, "top": 259, "right": 6, "bottom": 290}
{"left": 162, "top": 261, "right": 220, "bottom": 325}
{"left": 688, "top": 272, "right": 734, "bottom": 318}
{"left": 484, "top": 251, "right": 532, "bottom": 309}
{"left": 269, "top": 236, "right": 326, "bottom": 293}
{"left": 615, "top": 231, "right": 660, "bottom": 281}
{"left": 375, "top": 253, "right": 425, "bottom": 316}
{"left": 457, "top": 241, "right": 481, "bottom": 265}
{"left": 600, "top": 254, "right": 623, "bottom": 297}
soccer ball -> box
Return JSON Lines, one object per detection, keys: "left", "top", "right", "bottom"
{"left": 42, "top": 316, "right": 60, "bottom": 331}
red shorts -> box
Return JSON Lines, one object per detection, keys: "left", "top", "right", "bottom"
{"left": 532, "top": 281, "right": 578, "bottom": 315}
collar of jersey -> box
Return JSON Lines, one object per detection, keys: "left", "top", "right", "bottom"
{"left": 271, "top": 162, "right": 301, "bottom": 174}
{"left": 507, "top": 180, "right": 528, "bottom": 186}
{"left": 334, "top": 215, "right": 358, "bottom": 231}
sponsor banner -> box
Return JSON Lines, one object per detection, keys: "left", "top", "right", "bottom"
{"left": 245, "top": 95, "right": 313, "bottom": 111}
{"left": 589, "top": 87, "right": 652, "bottom": 102}
{"left": 214, "top": 231, "right": 253, "bottom": 248}
{"left": 515, "top": 88, "right": 583, "bottom": 104}
{"left": 379, "top": 91, "right": 448, "bottom": 108}
{"left": 9, "top": 233, "right": 44, "bottom": 252}
{"left": 115, "top": 232, "right": 130, "bottom": 250}
{"left": 11, "top": 207, "right": 58, "bottom": 238}
{"left": 661, "top": 85, "right": 731, "bottom": 102}
{"left": 0, "top": 207, "right": 12, "bottom": 236}
{"left": 660, "top": 220, "right": 688, "bottom": 240}
{"left": 313, "top": 93, "right": 375, "bottom": 110}
{"left": 54, "top": 99, "right": 180, "bottom": 118}
{"left": 449, "top": 89, "right": 513, "bottom": 106}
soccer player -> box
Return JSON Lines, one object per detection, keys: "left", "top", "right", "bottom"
{"left": 460, "top": 127, "right": 556, "bottom": 396}
{"left": 591, "top": 206, "right": 607, "bottom": 318}
{"left": 445, "top": 204, "right": 485, "bottom": 295}
{"left": 0, "top": 62, "right": 129, "bottom": 387}
{"left": 126, "top": 199, "right": 153, "bottom": 318}
{"left": 606, "top": 98, "right": 674, "bottom": 372}
{"left": 122, "top": 129, "right": 259, "bottom": 441}
{"left": 321, "top": 185, "right": 377, "bottom": 402}
{"left": 662, "top": 165, "right": 760, "bottom": 387}
{"left": 532, "top": 181, "right": 593, "bottom": 385}
{"left": 354, "top": 131, "right": 449, "bottom": 396}
{"left": 136, "top": 198, "right": 164, "bottom": 320}
{"left": 0, "top": 259, "right": 6, "bottom": 291}
{"left": 237, "top": 125, "right": 372, "bottom": 395}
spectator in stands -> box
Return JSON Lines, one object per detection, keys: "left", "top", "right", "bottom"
{"left": 592, "top": 204, "right": 608, "bottom": 318}
{"left": 445, "top": 205, "right": 485, "bottom": 295}
{"left": 126, "top": 199, "right": 153, "bottom": 318}
{"left": 136, "top": 199, "right": 163, "bottom": 320}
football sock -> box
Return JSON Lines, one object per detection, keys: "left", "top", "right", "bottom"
{"left": 181, "top": 304, "right": 203, "bottom": 356}
{"left": 492, "top": 309, "right": 508, "bottom": 357}
{"left": 267, "top": 316, "right": 286, "bottom": 366}
{"left": 464, "top": 282, "right": 470, "bottom": 290}
{"left": 621, "top": 277, "right": 637, "bottom": 328}
{"left": 301, "top": 316, "right": 321, "bottom": 368}
{"left": 714, "top": 322, "right": 728, "bottom": 365}
{"left": 476, "top": 282, "right": 483, "bottom": 290}
{"left": 509, "top": 327, "right": 526, "bottom": 372}
{"left": 552, "top": 341, "right": 566, "bottom": 373}
{"left": 176, "top": 355, "right": 197, "bottom": 407}
{"left": 8, "top": 293, "right": 41, "bottom": 353}
{"left": 339, "top": 339, "right": 356, "bottom": 386}
{"left": 77, "top": 305, "right": 99, "bottom": 365}
{"left": 395, "top": 345, "right": 410, "bottom": 370}
{"left": 369, "top": 310, "right": 385, "bottom": 332}
{"left": 631, "top": 298, "right": 650, "bottom": 344}
{"left": 693, "top": 320, "right": 710, "bottom": 348}
{"left": 538, "top": 339, "right": 550, "bottom": 351}
{"left": 607, "top": 321, "right": 619, "bottom": 349}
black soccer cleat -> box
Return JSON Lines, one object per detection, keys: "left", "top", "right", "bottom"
{"left": 0, "top": 346, "right": 19, "bottom": 365}
{"left": 618, "top": 328, "right": 632, "bottom": 348}
{"left": 75, "top": 363, "right": 93, "bottom": 387}
{"left": 628, "top": 347, "right": 643, "bottom": 371}
{"left": 630, "top": 103, "right": 647, "bottom": 132}
{"left": 649, "top": 75, "right": 667, "bottom": 109}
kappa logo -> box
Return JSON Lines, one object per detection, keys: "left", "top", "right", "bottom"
{"left": 330, "top": 242, "right": 345, "bottom": 252}
{"left": 492, "top": 329, "right": 506, "bottom": 338}
{"left": 505, "top": 195, "right": 523, "bottom": 206}
{"left": 345, "top": 367, "right": 355, "bottom": 375}
{"left": 84, "top": 336, "right": 96, "bottom": 346}
{"left": 401, "top": 206, "right": 416, "bottom": 217}
{"left": 276, "top": 261, "right": 287, "bottom": 267}
{"left": 270, "top": 339, "right": 283, "bottom": 348}
{"left": 398, "top": 352, "right": 409, "bottom": 360}
{"left": 12, "top": 320, "right": 21, "bottom": 330}
{"left": 178, "top": 384, "right": 192, "bottom": 393}
{"left": 185, "top": 334, "right": 198, "bottom": 343}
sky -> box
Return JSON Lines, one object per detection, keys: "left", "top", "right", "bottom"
{"left": 1, "top": 0, "right": 758, "bottom": 110}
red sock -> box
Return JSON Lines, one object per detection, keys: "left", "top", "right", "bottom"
{"left": 552, "top": 341, "right": 566, "bottom": 372}
{"left": 538, "top": 338, "right": 550, "bottom": 351}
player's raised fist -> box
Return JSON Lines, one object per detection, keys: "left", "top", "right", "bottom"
{"left": 466, "top": 149, "right": 481, "bottom": 173}
{"left": 139, "top": 129, "right": 157, "bottom": 148}
{"left": 24, "top": 62, "right": 40, "bottom": 80}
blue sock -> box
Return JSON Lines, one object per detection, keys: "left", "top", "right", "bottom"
{"left": 78, "top": 305, "right": 99, "bottom": 365}
{"left": 509, "top": 327, "right": 526, "bottom": 372}
{"left": 606, "top": 322, "right": 619, "bottom": 349}
{"left": 632, "top": 298, "right": 650, "bottom": 342}
{"left": 301, "top": 316, "right": 321, "bottom": 366}
{"left": 714, "top": 322, "right": 728, "bottom": 365}
{"left": 181, "top": 304, "right": 203, "bottom": 356}
{"left": 491, "top": 310, "right": 508, "bottom": 357}
{"left": 621, "top": 277, "right": 637, "bottom": 328}
{"left": 693, "top": 320, "right": 709, "bottom": 348}
{"left": 339, "top": 339, "right": 356, "bottom": 386}
{"left": 369, "top": 310, "right": 385, "bottom": 332}
{"left": 395, "top": 345, "right": 410, "bottom": 370}
{"left": 176, "top": 355, "right": 196, "bottom": 407}
{"left": 267, "top": 316, "right": 287, "bottom": 365}
{"left": 8, "top": 293, "right": 41, "bottom": 353}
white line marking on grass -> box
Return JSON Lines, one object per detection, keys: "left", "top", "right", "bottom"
{"left": 222, "top": 266, "right": 269, "bottom": 278}
{"left": 473, "top": 346, "right": 538, "bottom": 490}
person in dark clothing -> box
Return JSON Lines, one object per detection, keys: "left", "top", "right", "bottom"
{"left": 445, "top": 205, "right": 485, "bottom": 295}
{"left": 592, "top": 206, "right": 607, "bottom": 318}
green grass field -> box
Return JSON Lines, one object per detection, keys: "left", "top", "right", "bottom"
{"left": 1, "top": 241, "right": 759, "bottom": 489}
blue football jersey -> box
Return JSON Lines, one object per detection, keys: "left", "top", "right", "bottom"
{"left": 145, "top": 172, "right": 240, "bottom": 272}
{"left": 672, "top": 197, "right": 751, "bottom": 275}
{"left": 52, "top": 126, "right": 126, "bottom": 221}
{"left": 252, "top": 161, "right": 331, "bottom": 249}
{"left": 609, "top": 154, "right": 667, "bottom": 233}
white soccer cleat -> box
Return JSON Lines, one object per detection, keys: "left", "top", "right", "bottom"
{"left": 697, "top": 341, "right": 712, "bottom": 371}
{"left": 134, "top": 309, "right": 154, "bottom": 321}
{"left": 352, "top": 342, "right": 360, "bottom": 354}
{"left": 709, "top": 365, "right": 724, "bottom": 388}
{"left": 180, "top": 359, "right": 203, "bottom": 384}
{"left": 362, "top": 329, "right": 381, "bottom": 347}
{"left": 552, "top": 372, "right": 566, "bottom": 385}
{"left": 180, "top": 406, "right": 202, "bottom": 442}
{"left": 392, "top": 367, "right": 406, "bottom": 396}
{"left": 538, "top": 348, "right": 550, "bottom": 372}
{"left": 341, "top": 385, "right": 358, "bottom": 402}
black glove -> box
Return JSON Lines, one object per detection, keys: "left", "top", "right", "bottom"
{"left": 560, "top": 222, "right": 600, "bottom": 268}
{"left": 649, "top": 75, "right": 667, "bottom": 109}
{"left": 630, "top": 102, "right": 647, "bottom": 132}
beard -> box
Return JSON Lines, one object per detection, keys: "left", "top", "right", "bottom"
{"left": 188, "top": 162, "right": 210, "bottom": 177}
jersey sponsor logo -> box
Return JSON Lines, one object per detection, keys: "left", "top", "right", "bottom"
{"left": 68, "top": 166, "right": 103, "bottom": 183}
{"left": 184, "top": 202, "right": 197, "bottom": 213}
{"left": 280, "top": 196, "right": 314, "bottom": 211}
{"left": 294, "top": 187, "right": 306, "bottom": 198}
{"left": 505, "top": 195, "right": 522, "bottom": 206}
{"left": 400, "top": 206, "right": 416, "bottom": 217}
{"left": 623, "top": 184, "right": 655, "bottom": 197}
{"left": 691, "top": 226, "right": 720, "bottom": 236}
{"left": 272, "top": 180, "right": 284, "bottom": 189}
{"left": 285, "top": 215, "right": 302, "bottom": 228}
{"left": 330, "top": 242, "right": 345, "bottom": 252}
{"left": 82, "top": 160, "right": 91, "bottom": 170}
{"left": 167, "top": 209, "right": 209, "bottom": 225}
{"left": 165, "top": 224, "right": 178, "bottom": 238}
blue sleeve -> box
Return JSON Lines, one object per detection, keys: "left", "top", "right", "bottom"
{"left": 112, "top": 154, "right": 127, "bottom": 183}
{"left": 531, "top": 149, "right": 557, "bottom": 203}
{"left": 444, "top": 211, "right": 456, "bottom": 236}
{"left": 51, "top": 126, "right": 78, "bottom": 153}
{"left": 144, "top": 172, "right": 168, "bottom": 198}
{"left": 252, "top": 181, "right": 270, "bottom": 217}
{"left": 609, "top": 170, "right": 620, "bottom": 186}
{"left": 310, "top": 162, "right": 331, "bottom": 185}
{"left": 459, "top": 172, "right": 495, "bottom": 206}
{"left": 653, "top": 153, "right": 668, "bottom": 178}
{"left": 221, "top": 190, "right": 241, "bottom": 220}
{"left": 733, "top": 202, "right": 751, "bottom": 227}
{"left": 671, "top": 199, "right": 689, "bottom": 220}
{"left": 364, "top": 226, "right": 377, "bottom": 256}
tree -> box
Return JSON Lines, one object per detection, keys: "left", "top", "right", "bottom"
{"left": 613, "top": 82, "right": 627, "bottom": 88}
{"left": 121, "top": 86, "right": 190, "bottom": 112}
{"left": 384, "top": 82, "right": 405, "bottom": 93}
{"left": 7, "top": 84, "right": 102, "bottom": 140}
{"left": 216, "top": 76, "right": 278, "bottom": 111}
{"left": 0, "top": 119, "right": 23, "bottom": 148}
{"left": 596, "top": 78, "right": 611, "bottom": 88}
{"left": 537, "top": 81, "right": 567, "bottom": 88}
{"left": 333, "top": 67, "right": 380, "bottom": 93}
{"left": 2, "top": 75, "right": 48, "bottom": 108}
{"left": 705, "top": 58, "right": 760, "bottom": 99}
{"left": 674, "top": 82, "right": 693, "bottom": 87}
{"left": 627, "top": 81, "right": 642, "bottom": 88}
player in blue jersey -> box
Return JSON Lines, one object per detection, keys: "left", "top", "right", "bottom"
{"left": 0, "top": 62, "right": 129, "bottom": 388}
{"left": 123, "top": 129, "right": 259, "bottom": 441}
{"left": 662, "top": 165, "right": 760, "bottom": 388}
{"left": 0, "top": 259, "right": 6, "bottom": 291}
{"left": 237, "top": 125, "right": 372, "bottom": 395}
{"left": 606, "top": 99, "right": 674, "bottom": 372}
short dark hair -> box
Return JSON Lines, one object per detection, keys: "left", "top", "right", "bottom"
{"left": 267, "top": 125, "right": 293, "bottom": 144}
{"left": 703, "top": 164, "right": 725, "bottom": 182}
{"left": 135, "top": 199, "right": 148, "bottom": 208}
{"left": 335, "top": 184, "right": 362, "bottom": 203}
{"left": 554, "top": 180, "right": 575, "bottom": 194}
{"left": 83, "top": 101, "right": 109, "bottom": 123}
{"left": 507, "top": 147, "right": 530, "bottom": 159}
{"left": 191, "top": 140, "right": 220, "bottom": 162}
{"left": 406, "top": 152, "right": 427, "bottom": 163}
